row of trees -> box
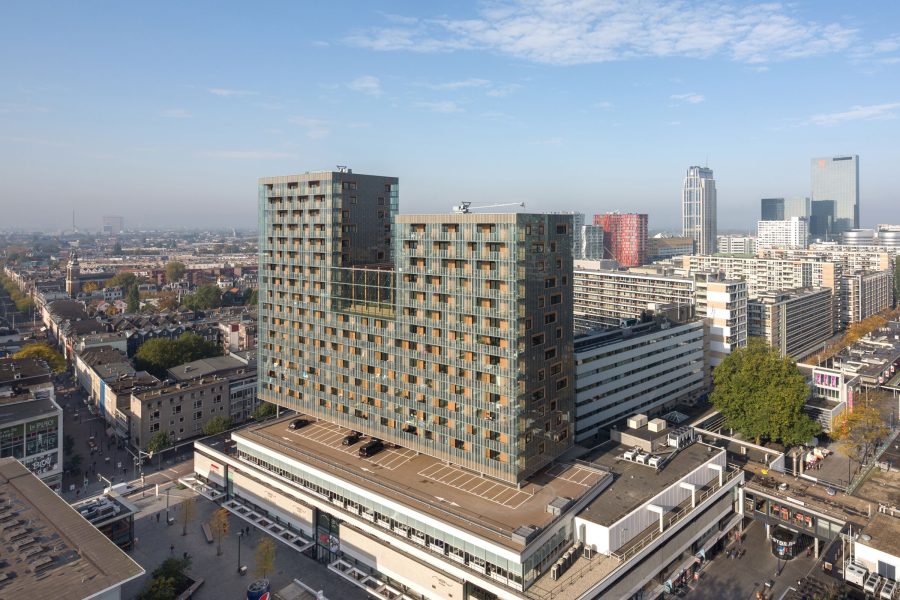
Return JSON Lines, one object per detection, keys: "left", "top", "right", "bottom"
{"left": 134, "top": 332, "right": 223, "bottom": 378}
{"left": 0, "top": 271, "right": 35, "bottom": 314}
{"left": 808, "top": 307, "right": 900, "bottom": 365}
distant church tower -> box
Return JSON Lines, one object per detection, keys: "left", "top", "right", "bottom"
{"left": 65, "top": 251, "right": 81, "bottom": 297}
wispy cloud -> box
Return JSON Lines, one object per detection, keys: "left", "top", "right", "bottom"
{"left": 486, "top": 83, "right": 523, "bottom": 98}
{"left": 670, "top": 93, "right": 705, "bottom": 105}
{"left": 202, "top": 150, "right": 299, "bottom": 160}
{"left": 346, "top": 1, "right": 859, "bottom": 65}
{"left": 806, "top": 102, "right": 900, "bottom": 126}
{"left": 160, "top": 108, "right": 191, "bottom": 118}
{"left": 413, "top": 100, "right": 464, "bottom": 113}
{"left": 208, "top": 88, "right": 258, "bottom": 97}
{"left": 347, "top": 75, "right": 383, "bottom": 96}
{"left": 0, "top": 102, "right": 49, "bottom": 114}
{"left": 593, "top": 101, "right": 614, "bottom": 109}
{"left": 289, "top": 116, "right": 330, "bottom": 139}
{"left": 426, "top": 78, "right": 491, "bottom": 90}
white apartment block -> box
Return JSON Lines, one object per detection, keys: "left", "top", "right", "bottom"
{"left": 693, "top": 274, "right": 748, "bottom": 368}
{"left": 680, "top": 255, "right": 840, "bottom": 299}
{"left": 840, "top": 270, "right": 894, "bottom": 327}
{"left": 716, "top": 235, "right": 756, "bottom": 255}
{"left": 573, "top": 264, "right": 695, "bottom": 331}
{"left": 574, "top": 319, "right": 705, "bottom": 441}
{"left": 756, "top": 217, "right": 809, "bottom": 251}
{"left": 764, "top": 245, "right": 893, "bottom": 272}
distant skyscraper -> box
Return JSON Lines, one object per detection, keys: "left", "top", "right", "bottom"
{"left": 760, "top": 197, "right": 810, "bottom": 222}
{"left": 682, "top": 166, "right": 717, "bottom": 255}
{"left": 809, "top": 200, "right": 835, "bottom": 239}
{"left": 594, "top": 212, "right": 648, "bottom": 267}
{"left": 811, "top": 155, "right": 859, "bottom": 234}
{"left": 102, "top": 215, "right": 124, "bottom": 235}
{"left": 578, "top": 225, "right": 605, "bottom": 259}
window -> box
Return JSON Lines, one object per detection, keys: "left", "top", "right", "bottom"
{"left": 531, "top": 333, "right": 544, "bottom": 346}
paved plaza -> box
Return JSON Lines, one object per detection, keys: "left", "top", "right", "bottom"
{"left": 683, "top": 519, "right": 824, "bottom": 600}
{"left": 122, "top": 483, "right": 370, "bottom": 599}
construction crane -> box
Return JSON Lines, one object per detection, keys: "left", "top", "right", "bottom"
{"left": 452, "top": 201, "right": 525, "bottom": 214}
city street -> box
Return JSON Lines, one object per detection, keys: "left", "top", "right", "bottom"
{"left": 58, "top": 374, "right": 194, "bottom": 502}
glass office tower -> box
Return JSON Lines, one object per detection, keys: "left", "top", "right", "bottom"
{"left": 682, "top": 166, "right": 717, "bottom": 255}
{"left": 811, "top": 156, "right": 859, "bottom": 234}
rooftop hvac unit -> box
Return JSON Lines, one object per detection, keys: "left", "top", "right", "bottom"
{"left": 635, "top": 453, "right": 648, "bottom": 464}
{"left": 647, "top": 418, "right": 667, "bottom": 433}
{"left": 648, "top": 456, "right": 661, "bottom": 468}
{"left": 627, "top": 414, "right": 648, "bottom": 429}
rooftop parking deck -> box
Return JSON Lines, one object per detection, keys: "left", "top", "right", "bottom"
{"left": 235, "top": 416, "right": 612, "bottom": 551}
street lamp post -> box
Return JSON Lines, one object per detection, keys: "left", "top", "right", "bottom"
{"left": 166, "top": 487, "right": 171, "bottom": 523}
{"left": 237, "top": 531, "right": 243, "bottom": 573}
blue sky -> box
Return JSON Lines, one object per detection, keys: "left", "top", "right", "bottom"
{"left": 2, "top": 1, "right": 899, "bottom": 232}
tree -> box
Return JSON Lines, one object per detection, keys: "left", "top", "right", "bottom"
{"left": 173, "top": 332, "right": 222, "bottom": 364}
{"left": 82, "top": 281, "right": 99, "bottom": 294}
{"left": 181, "top": 283, "right": 222, "bottom": 311}
{"left": 209, "top": 507, "right": 230, "bottom": 556}
{"left": 202, "top": 416, "right": 232, "bottom": 436}
{"left": 254, "top": 537, "right": 277, "bottom": 579}
{"left": 245, "top": 289, "right": 258, "bottom": 306}
{"left": 134, "top": 333, "right": 221, "bottom": 378}
{"left": 253, "top": 402, "right": 276, "bottom": 420}
{"left": 157, "top": 291, "right": 179, "bottom": 312}
{"left": 126, "top": 284, "right": 140, "bottom": 314}
{"left": 112, "top": 241, "right": 124, "bottom": 255}
{"left": 711, "top": 338, "right": 820, "bottom": 446}
{"left": 13, "top": 343, "right": 66, "bottom": 373}
{"left": 180, "top": 496, "right": 196, "bottom": 536}
{"left": 107, "top": 272, "right": 138, "bottom": 291}
{"left": 147, "top": 431, "right": 172, "bottom": 464}
{"left": 136, "top": 575, "right": 175, "bottom": 600}
{"left": 165, "top": 261, "right": 186, "bottom": 284}
{"left": 137, "top": 556, "right": 192, "bottom": 600}
{"left": 833, "top": 407, "right": 888, "bottom": 466}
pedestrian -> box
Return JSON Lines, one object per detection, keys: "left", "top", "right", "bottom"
{"left": 156, "top": 513, "right": 160, "bottom": 523}
{"left": 170, "top": 544, "right": 174, "bottom": 555}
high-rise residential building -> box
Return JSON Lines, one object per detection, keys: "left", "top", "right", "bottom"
{"left": 692, "top": 272, "right": 748, "bottom": 367}
{"left": 748, "top": 288, "right": 834, "bottom": 359}
{"left": 593, "top": 212, "right": 648, "bottom": 267}
{"left": 760, "top": 197, "right": 810, "bottom": 222}
{"left": 811, "top": 155, "right": 859, "bottom": 234}
{"left": 756, "top": 217, "right": 809, "bottom": 251}
{"left": 682, "top": 166, "right": 717, "bottom": 255}
{"left": 256, "top": 170, "right": 573, "bottom": 484}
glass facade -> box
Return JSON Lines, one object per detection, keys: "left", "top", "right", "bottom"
{"left": 811, "top": 156, "right": 859, "bottom": 235}
{"left": 257, "top": 171, "right": 574, "bottom": 484}
{"left": 682, "top": 167, "right": 716, "bottom": 255}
